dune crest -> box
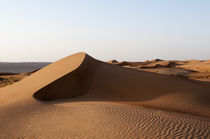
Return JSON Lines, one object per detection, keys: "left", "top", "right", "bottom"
{"left": 33, "top": 53, "right": 99, "bottom": 100}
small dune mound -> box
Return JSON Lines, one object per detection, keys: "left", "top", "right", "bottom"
{"left": 107, "top": 60, "right": 119, "bottom": 64}
{"left": 140, "top": 61, "right": 179, "bottom": 69}
{"left": 117, "top": 61, "right": 130, "bottom": 66}
{"left": 167, "top": 61, "right": 177, "bottom": 68}
{"left": 116, "top": 61, "right": 143, "bottom": 67}
{"left": 154, "top": 59, "right": 163, "bottom": 62}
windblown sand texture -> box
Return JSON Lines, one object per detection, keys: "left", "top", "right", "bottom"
{"left": 0, "top": 52, "right": 210, "bottom": 138}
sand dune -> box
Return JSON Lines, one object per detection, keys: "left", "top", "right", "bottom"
{"left": 0, "top": 52, "right": 210, "bottom": 138}
{"left": 111, "top": 59, "right": 210, "bottom": 82}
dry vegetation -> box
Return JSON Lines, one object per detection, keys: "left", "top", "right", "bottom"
{"left": 0, "top": 76, "right": 21, "bottom": 88}
{"left": 0, "top": 72, "right": 34, "bottom": 88}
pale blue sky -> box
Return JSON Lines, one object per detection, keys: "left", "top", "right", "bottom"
{"left": 0, "top": 0, "right": 209, "bottom": 62}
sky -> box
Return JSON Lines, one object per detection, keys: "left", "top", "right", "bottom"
{"left": 0, "top": 0, "right": 210, "bottom": 62}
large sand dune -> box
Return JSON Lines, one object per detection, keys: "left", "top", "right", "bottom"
{"left": 0, "top": 52, "right": 209, "bottom": 138}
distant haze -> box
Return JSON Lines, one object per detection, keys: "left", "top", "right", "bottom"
{"left": 0, "top": 0, "right": 209, "bottom": 62}
{"left": 0, "top": 62, "right": 50, "bottom": 73}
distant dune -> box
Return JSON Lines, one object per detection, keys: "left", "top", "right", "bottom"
{"left": 111, "top": 59, "right": 210, "bottom": 82}
{"left": 0, "top": 53, "right": 209, "bottom": 138}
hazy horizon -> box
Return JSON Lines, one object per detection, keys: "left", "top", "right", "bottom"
{"left": 0, "top": 55, "right": 210, "bottom": 63}
{"left": 1, "top": 0, "right": 209, "bottom": 62}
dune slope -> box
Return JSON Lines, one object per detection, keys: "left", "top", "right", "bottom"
{"left": 32, "top": 53, "right": 210, "bottom": 117}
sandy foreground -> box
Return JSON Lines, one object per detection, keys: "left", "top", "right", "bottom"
{"left": 0, "top": 52, "right": 210, "bottom": 138}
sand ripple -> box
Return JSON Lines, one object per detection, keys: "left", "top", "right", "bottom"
{"left": 0, "top": 102, "right": 209, "bottom": 138}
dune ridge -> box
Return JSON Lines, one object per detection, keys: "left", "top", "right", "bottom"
{"left": 0, "top": 52, "right": 209, "bottom": 138}
{"left": 31, "top": 53, "right": 210, "bottom": 117}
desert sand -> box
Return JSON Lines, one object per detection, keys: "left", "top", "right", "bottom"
{"left": 0, "top": 52, "right": 210, "bottom": 138}
{"left": 109, "top": 59, "right": 210, "bottom": 82}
